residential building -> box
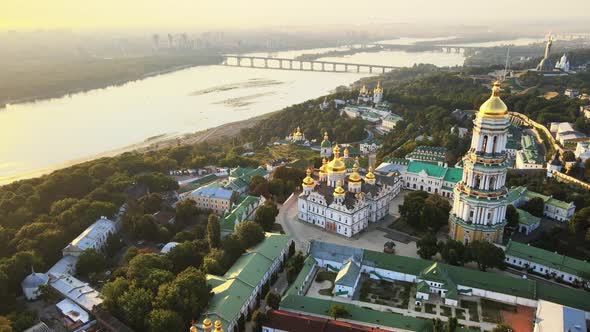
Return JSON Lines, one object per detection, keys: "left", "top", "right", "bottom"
{"left": 62, "top": 216, "right": 120, "bottom": 257}
{"left": 550, "top": 122, "right": 588, "bottom": 147}
{"left": 48, "top": 273, "right": 103, "bottom": 311}
{"left": 23, "top": 323, "right": 54, "bottom": 332}
{"left": 515, "top": 208, "right": 541, "bottom": 235}
{"left": 225, "top": 166, "right": 269, "bottom": 193}
{"left": 451, "top": 126, "right": 468, "bottom": 138}
{"left": 507, "top": 186, "right": 576, "bottom": 221}
{"left": 405, "top": 146, "right": 447, "bottom": 166}
{"left": 575, "top": 141, "right": 590, "bottom": 162}
{"left": 581, "top": 105, "right": 590, "bottom": 119}
{"left": 534, "top": 300, "right": 587, "bottom": 332}
{"left": 297, "top": 145, "right": 398, "bottom": 238}
{"left": 449, "top": 82, "right": 510, "bottom": 244}
{"left": 266, "top": 158, "right": 290, "bottom": 172}
{"left": 402, "top": 161, "right": 463, "bottom": 199}
{"left": 359, "top": 139, "right": 382, "bottom": 155}
{"left": 333, "top": 257, "right": 362, "bottom": 298}
{"left": 195, "top": 234, "right": 292, "bottom": 332}
{"left": 515, "top": 135, "right": 544, "bottom": 169}
{"left": 380, "top": 113, "right": 403, "bottom": 132}
{"left": 504, "top": 240, "right": 590, "bottom": 286}
{"left": 56, "top": 298, "right": 90, "bottom": 329}
{"left": 306, "top": 240, "right": 590, "bottom": 315}
{"left": 188, "top": 184, "right": 235, "bottom": 215}
{"left": 177, "top": 173, "right": 220, "bottom": 195}
{"left": 219, "top": 195, "right": 265, "bottom": 237}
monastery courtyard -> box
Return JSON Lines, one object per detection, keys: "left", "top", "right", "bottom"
{"left": 278, "top": 189, "right": 419, "bottom": 258}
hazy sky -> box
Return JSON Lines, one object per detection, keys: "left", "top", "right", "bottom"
{"left": 3, "top": 0, "right": 590, "bottom": 30}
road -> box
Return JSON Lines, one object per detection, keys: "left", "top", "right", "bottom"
{"left": 277, "top": 191, "right": 419, "bottom": 258}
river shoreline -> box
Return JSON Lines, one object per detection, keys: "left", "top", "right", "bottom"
{"left": 0, "top": 111, "right": 278, "bottom": 185}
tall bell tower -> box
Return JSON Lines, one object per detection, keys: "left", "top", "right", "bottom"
{"left": 449, "top": 82, "right": 509, "bottom": 244}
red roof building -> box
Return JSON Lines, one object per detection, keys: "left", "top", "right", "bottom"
{"left": 263, "top": 309, "right": 391, "bottom": 332}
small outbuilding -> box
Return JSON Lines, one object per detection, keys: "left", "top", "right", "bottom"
{"left": 21, "top": 268, "right": 49, "bottom": 300}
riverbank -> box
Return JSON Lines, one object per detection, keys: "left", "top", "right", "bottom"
{"left": 0, "top": 111, "right": 277, "bottom": 185}
{"left": 0, "top": 53, "right": 222, "bottom": 107}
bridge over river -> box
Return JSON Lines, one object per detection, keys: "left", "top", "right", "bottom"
{"left": 221, "top": 54, "right": 401, "bottom": 73}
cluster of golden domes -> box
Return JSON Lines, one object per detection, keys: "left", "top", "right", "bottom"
{"left": 191, "top": 318, "right": 224, "bottom": 332}
{"left": 293, "top": 126, "right": 303, "bottom": 138}
{"left": 479, "top": 81, "right": 507, "bottom": 116}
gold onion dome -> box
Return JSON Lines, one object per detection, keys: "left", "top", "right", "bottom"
{"left": 302, "top": 168, "right": 315, "bottom": 187}
{"left": 327, "top": 146, "right": 346, "bottom": 173}
{"left": 294, "top": 126, "right": 303, "bottom": 137}
{"left": 214, "top": 320, "right": 224, "bottom": 332}
{"left": 365, "top": 166, "right": 376, "bottom": 180}
{"left": 333, "top": 180, "right": 346, "bottom": 197}
{"left": 374, "top": 81, "right": 383, "bottom": 93}
{"left": 349, "top": 164, "right": 362, "bottom": 183}
{"left": 479, "top": 81, "right": 507, "bottom": 116}
{"left": 319, "top": 158, "right": 328, "bottom": 174}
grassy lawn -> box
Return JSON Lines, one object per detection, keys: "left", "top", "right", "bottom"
{"left": 440, "top": 306, "right": 452, "bottom": 317}
{"left": 455, "top": 308, "right": 466, "bottom": 320}
{"left": 387, "top": 217, "right": 427, "bottom": 237}
{"left": 316, "top": 271, "right": 336, "bottom": 296}
{"left": 425, "top": 303, "right": 437, "bottom": 314}
{"left": 460, "top": 300, "right": 480, "bottom": 322}
{"left": 359, "top": 279, "right": 411, "bottom": 309}
{"left": 481, "top": 299, "right": 516, "bottom": 324}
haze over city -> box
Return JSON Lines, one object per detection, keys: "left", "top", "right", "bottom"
{"left": 1, "top": 1, "right": 590, "bottom": 332}
{"left": 3, "top": 0, "right": 590, "bottom": 30}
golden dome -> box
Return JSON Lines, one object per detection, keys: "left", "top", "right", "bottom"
{"left": 365, "top": 166, "right": 376, "bottom": 180}
{"left": 333, "top": 180, "right": 346, "bottom": 197}
{"left": 302, "top": 168, "right": 315, "bottom": 187}
{"left": 319, "top": 158, "right": 328, "bottom": 174}
{"left": 344, "top": 147, "right": 349, "bottom": 155}
{"left": 348, "top": 164, "right": 362, "bottom": 183}
{"left": 190, "top": 326, "right": 197, "bottom": 332}
{"left": 214, "top": 320, "right": 223, "bottom": 332}
{"left": 479, "top": 81, "right": 507, "bottom": 116}
{"left": 327, "top": 146, "right": 346, "bottom": 173}
{"left": 374, "top": 81, "right": 383, "bottom": 94}
{"left": 294, "top": 126, "right": 303, "bottom": 137}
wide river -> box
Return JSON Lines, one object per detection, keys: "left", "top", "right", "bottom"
{"left": 0, "top": 36, "right": 538, "bottom": 184}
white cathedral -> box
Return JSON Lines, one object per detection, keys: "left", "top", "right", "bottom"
{"left": 297, "top": 145, "right": 398, "bottom": 237}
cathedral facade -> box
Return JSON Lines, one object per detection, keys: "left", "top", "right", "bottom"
{"left": 297, "top": 145, "right": 398, "bottom": 237}
{"left": 449, "top": 82, "right": 509, "bottom": 244}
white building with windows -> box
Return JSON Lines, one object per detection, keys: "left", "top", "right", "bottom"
{"left": 62, "top": 216, "right": 120, "bottom": 257}
{"left": 575, "top": 141, "right": 590, "bottom": 162}
{"left": 297, "top": 145, "right": 398, "bottom": 238}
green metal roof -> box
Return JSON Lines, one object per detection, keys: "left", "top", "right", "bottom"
{"left": 280, "top": 294, "right": 434, "bottom": 332}
{"left": 505, "top": 240, "right": 590, "bottom": 279}
{"left": 416, "top": 281, "right": 429, "bottom": 294}
{"left": 516, "top": 208, "right": 541, "bottom": 226}
{"left": 285, "top": 256, "right": 317, "bottom": 296}
{"left": 508, "top": 186, "right": 573, "bottom": 210}
{"left": 220, "top": 195, "right": 260, "bottom": 232}
{"left": 443, "top": 168, "right": 463, "bottom": 183}
{"left": 384, "top": 157, "right": 409, "bottom": 166}
{"left": 335, "top": 259, "right": 361, "bottom": 288}
{"left": 203, "top": 234, "right": 291, "bottom": 330}
{"left": 321, "top": 139, "right": 332, "bottom": 148}
{"left": 177, "top": 174, "right": 219, "bottom": 194}
{"left": 406, "top": 161, "right": 447, "bottom": 178}
{"left": 536, "top": 282, "right": 590, "bottom": 312}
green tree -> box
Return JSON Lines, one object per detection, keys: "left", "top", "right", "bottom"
{"left": 175, "top": 199, "right": 199, "bottom": 228}
{"left": 446, "top": 317, "right": 458, "bottom": 332}
{"left": 0, "top": 316, "right": 12, "bottom": 332}
{"left": 254, "top": 201, "right": 279, "bottom": 231}
{"left": 521, "top": 197, "right": 545, "bottom": 218}
{"left": 101, "top": 277, "right": 130, "bottom": 314}
{"left": 139, "top": 193, "right": 163, "bottom": 214}
{"left": 119, "top": 286, "right": 154, "bottom": 330}
{"left": 562, "top": 150, "right": 576, "bottom": 162}
{"left": 235, "top": 221, "right": 265, "bottom": 248}
{"left": 167, "top": 241, "right": 203, "bottom": 273}
{"left": 75, "top": 249, "right": 107, "bottom": 277}
{"left": 439, "top": 240, "right": 468, "bottom": 266}
{"left": 399, "top": 191, "right": 429, "bottom": 226}
{"left": 123, "top": 246, "right": 139, "bottom": 264}
{"left": 288, "top": 240, "right": 296, "bottom": 258}
{"left": 203, "top": 250, "right": 225, "bottom": 275}
{"left": 329, "top": 304, "right": 350, "bottom": 320}
{"left": 155, "top": 267, "right": 210, "bottom": 322}
{"left": 505, "top": 204, "right": 519, "bottom": 228}
{"left": 417, "top": 233, "right": 439, "bottom": 260}
{"left": 468, "top": 240, "right": 505, "bottom": 271}
{"left": 147, "top": 309, "right": 184, "bottom": 332}
{"left": 126, "top": 253, "right": 172, "bottom": 286}
{"left": 252, "top": 310, "right": 267, "bottom": 332}
{"left": 207, "top": 214, "right": 221, "bottom": 249}
{"left": 265, "top": 291, "right": 281, "bottom": 309}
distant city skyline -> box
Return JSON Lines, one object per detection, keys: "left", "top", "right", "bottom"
{"left": 3, "top": 0, "right": 590, "bottom": 31}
